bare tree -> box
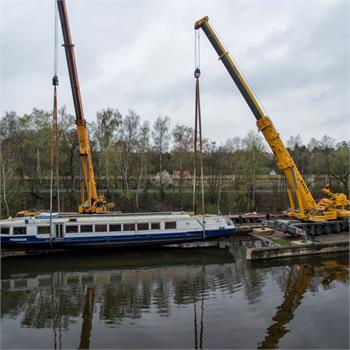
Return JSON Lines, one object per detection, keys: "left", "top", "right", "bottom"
{"left": 58, "top": 108, "right": 78, "bottom": 210}
{"left": 0, "top": 150, "right": 17, "bottom": 217}
{"left": 307, "top": 137, "right": 320, "bottom": 151}
{"left": 242, "top": 131, "right": 267, "bottom": 210}
{"left": 135, "top": 121, "right": 150, "bottom": 210}
{"left": 95, "top": 108, "right": 121, "bottom": 196}
{"left": 152, "top": 116, "right": 170, "bottom": 199}
{"left": 287, "top": 135, "right": 303, "bottom": 151}
{"left": 328, "top": 142, "right": 350, "bottom": 193}
{"left": 320, "top": 135, "right": 335, "bottom": 150}
{"left": 0, "top": 112, "right": 20, "bottom": 217}
{"left": 172, "top": 124, "right": 193, "bottom": 209}
{"left": 118, "top": 110, "right": 140, "bottom": 204}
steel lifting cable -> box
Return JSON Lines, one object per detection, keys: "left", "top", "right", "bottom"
{"left": 50, "top": 0, "right": 60, "bottom": 245}
{"left": 53, "top": 0, "right": 60, "bottom": 213}
{"left": 194, "top": 29, "right": 200, "bottom": 71}
{"left": 193, "top": 29, "right": 206, "bottom": 239}
{"left": 52, "top": 1, "right": 60, "bottom": 212}
{"left": 192, "top": 30, "right": 199, "bottom": 214}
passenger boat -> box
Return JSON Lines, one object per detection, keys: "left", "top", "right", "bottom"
{"left": 0, "top": 212, "right": 234, "bottom": 250}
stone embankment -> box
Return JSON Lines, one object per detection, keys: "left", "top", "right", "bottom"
{"left": 246, "top": 228, "right": 349, "bottom": 260}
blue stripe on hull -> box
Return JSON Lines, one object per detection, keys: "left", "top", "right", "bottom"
{"left": 1, "top": 228, "right": 234, "bottom": 250}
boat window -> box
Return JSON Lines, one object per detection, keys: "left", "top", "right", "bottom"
{"left": 151, "top": 222, "right": 160, "bottom": 230}
{"left": 1, "top": 227, "right": 10, "bottom": 234}
{"left": 123, "top": 223, "right": 135, "bottom": 231}
{"left": 109, "top": 224, "right": 121, "bottom": 232}
{"left": 13, "top": 227, "right": 26, "bottom": 235}
{"left": 95, "top": 224, "right": 107, "bottom": 232}
{"left": 2, "top": 280, "right": 11, "bottom": 289}
{"left": 67, "top": 275, "right": 80, "bottom": 285}
{"left": 66, "top": 225, "right": 78, "bottom": 233}
{"left": 80, "top": 225, "right": 93, "bottom": 233}
{"left": 37, "top": 226, "right": 51, "bottom": 234}
{"left": 14, "top": 279, "right": 27, "bottom": 289}
{"left": 226, "top": 219, "right": 233, "bottom": 226}
{"left": 38, "top": 277, "right": 51, "bottom": 287}
{"left": 165, "top": 221, "right": 177, "bottom": 230}
{"left": 137, "top": 223, "right": 149, "bottom": 231}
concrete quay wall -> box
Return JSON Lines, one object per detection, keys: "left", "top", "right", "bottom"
{"left": 246, "top": 240, "right": 349, "bottom": 260}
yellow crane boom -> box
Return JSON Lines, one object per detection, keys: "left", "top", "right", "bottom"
{"left": 57, "top": 0, "right": 112, "bottom": 213}
{"left": 194, "top": 16, "right": 349, "bottom": 223}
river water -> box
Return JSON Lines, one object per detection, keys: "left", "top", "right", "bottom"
{"left": 1, "top": 241, "right": 349, "bottom": 349}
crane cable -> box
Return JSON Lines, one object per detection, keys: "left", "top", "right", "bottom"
{"left": 54, "top": 0, "right": 60, "bottom": 213}
{"left": 193, "top": 29, "right": 206, "bottom": 239}
{"left": 50, "top": 0, "right": 60, "bottom": 245}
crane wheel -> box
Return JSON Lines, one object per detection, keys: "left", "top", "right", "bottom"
{"left": 315, "top": 225, "right": 324, "bottom": 235}
{"left": 332, "top": 223, "right": 340, "bottom": 233}
{"left": 324, "top": 225, "right": 332, "bottom": 234}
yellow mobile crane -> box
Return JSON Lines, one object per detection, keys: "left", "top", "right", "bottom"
{"left": 57, "top": 0, "right": 113, "bottom": 214}
{"left": 194, "top": 17, "right": 349, "bottom": 235}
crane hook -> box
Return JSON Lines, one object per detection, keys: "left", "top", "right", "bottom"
{"left": 194, "top": 67, "right": 201, "bottom": 79}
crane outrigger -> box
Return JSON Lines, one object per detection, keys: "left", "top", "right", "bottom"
{"left": 194, "top": 16, "right": 349, "bottom": 234}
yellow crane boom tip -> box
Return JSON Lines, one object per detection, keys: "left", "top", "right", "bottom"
{"left": 194, "top": 16, "right": 209, "bottom": 30}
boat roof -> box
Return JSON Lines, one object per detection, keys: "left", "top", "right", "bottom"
{"left": 0, "top": 211, "right": 195, "bottom": 225}
{"left": 0, "top": 212, "right": 227, "bottom": 226}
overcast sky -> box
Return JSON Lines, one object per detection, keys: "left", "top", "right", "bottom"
{"left": 1, "top": 0, "right": 349, "bottom": 144}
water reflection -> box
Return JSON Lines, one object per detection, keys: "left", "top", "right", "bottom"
{"left": 1, "top": 244, "right": 349, "bottom": 349}
{"left": 257, "top": 260, "right": 349, "bottom": 349}
{"left": 79, "top": 286, "right": 95, "bottom": 349}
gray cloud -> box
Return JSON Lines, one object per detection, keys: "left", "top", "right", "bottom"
{"left": 1, "top": 0, "right": 349, "bottom": 144}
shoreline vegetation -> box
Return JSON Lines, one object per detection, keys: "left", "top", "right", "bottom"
{"left": 1, "top": 108, "right": 348, "bottom": 217}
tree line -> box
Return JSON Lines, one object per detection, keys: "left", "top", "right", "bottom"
{"left": 0, "top": 107, "right": 348, "bottom": 217}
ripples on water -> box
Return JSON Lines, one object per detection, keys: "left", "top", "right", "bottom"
{"left": 1, "top": 240, "right": 349, "bottom": 349}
